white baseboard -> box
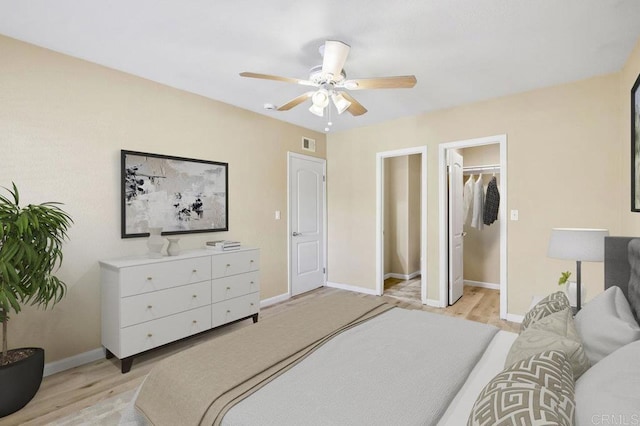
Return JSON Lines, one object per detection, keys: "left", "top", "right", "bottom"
{"left": 425, "top": 299, "right": 444, "bottom": 308}
{"left": 464, "top": 280, "right": 500, "bottom": 290}
{"left": 260, "top": 292, "right": 290, "bottom": 308}
{"left": 43, "top": 347, "right": 105, "bottom": 377}
{"left": 325, "top": 281, "right": 379, "bottom": 296}
{"left": 505, "top": 313, "right": 524, "bottom": 323}
{"left": 383, "top": 271, "right": 421, "bottom": 281}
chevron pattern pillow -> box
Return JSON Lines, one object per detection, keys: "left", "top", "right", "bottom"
{"left": 522, "top": 291, "right": 570, "bottom": 331}
{"left": 468, "top": 350, "right": 575, "bottom": 426}
{"left": 507, "top": 308, "right": 590, "bottom": 379}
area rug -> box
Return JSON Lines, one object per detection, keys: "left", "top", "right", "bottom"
{"left": 48, "top": 389, "right": 135, "bottom": 425}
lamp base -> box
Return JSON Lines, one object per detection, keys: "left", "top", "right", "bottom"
{"left": 564, "top": 281, "right": 586, "bottom": 308}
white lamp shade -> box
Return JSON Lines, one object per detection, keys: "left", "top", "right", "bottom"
{"left": 547, "top": 228, "right": 609, "bottom": 262}
{"left": 311, "top": 89, "right": 329, "bottom": 108}
{"left": 331, "top": 92, "right": 351, "bottom": 114}
{"left": 309, "top": 103, "right": 324, "bottom": 117}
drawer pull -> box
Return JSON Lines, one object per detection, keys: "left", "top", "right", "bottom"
{"left": 226, "top": 286, "right": 231, "bottom": 290}
{"left": 250, "top": 303, "right": 254, "bottom": 306}
{"left": 147, "top": 333, "right": 153, "bottom": 338}
{"left": 250, "top": 260, "right": 254, "bottom": 263}
{"left": 226, "top": 263, "right": 231, "bottom": 267}
{"left": 226, "top": 309, "right": 231, "bottom": 313}
{"left": 192, "top": 320, "right": 197, "bottom": 324}
{"left": 147, "top": 305, "right": 153, "bottom": 309}
{"left": 147, "top": 277, "right": 152, "bottom": 281}
{"left": 192, "top": 269, "right": 197, "bottom": 273}
{"left": 192, "top": 294, "right": 197, "bottom": 298}
{"left": 250, "top": 281, "right": 254, "bottom": 284}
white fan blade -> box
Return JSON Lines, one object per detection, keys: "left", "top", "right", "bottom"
{"left": 322, "top": 40, "right": 350, "bottom": 81}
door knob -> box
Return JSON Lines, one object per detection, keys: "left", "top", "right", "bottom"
{"left": 292, "top": 232, "right": 302, "bottom": 236}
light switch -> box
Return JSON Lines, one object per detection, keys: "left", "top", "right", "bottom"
{"left": 510, "top": 210, "right": 519, "bottom": 221}
{"left": 275, "top": 210, "right": 281, "bottom": 220}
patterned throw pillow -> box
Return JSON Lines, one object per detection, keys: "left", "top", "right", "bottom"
{"left": 521, "top": 291, "right": 570, "bottom": 331}
{"left": 468, "top": 350, "right": 575, "bottom": 426}
{"left": 507, "top": 308, "right": 590, "bottom": 379}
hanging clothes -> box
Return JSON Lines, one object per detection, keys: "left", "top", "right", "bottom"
{"left": 471, "top": 174, "right": 484, "bottom": 230}
{"left": 463, "top": 174, "right": 474, "bottom": 225}
{"left": 483, "top": 176, "right": 500, "bottom": 226}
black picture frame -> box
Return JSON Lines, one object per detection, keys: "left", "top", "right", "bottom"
{"left": 632, "top": 73, "right": 640, "bottom": 211}
{"left": 121, "top": 150, "right": 228, "bottom": 238}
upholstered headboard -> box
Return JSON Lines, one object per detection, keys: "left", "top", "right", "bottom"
{"left": 604, "top": 236, "right": 640, "bottom": 322}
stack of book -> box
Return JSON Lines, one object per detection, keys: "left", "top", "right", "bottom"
{"left": 206, "top": 240, "right": 241, "bottom": 251}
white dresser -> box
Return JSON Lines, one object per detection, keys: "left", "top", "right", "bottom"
{"left": 100, "top": 247, "right": 260, "bottom": 373}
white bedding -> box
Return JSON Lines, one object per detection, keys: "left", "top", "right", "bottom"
{"left": 437, "top": 330, "right": 518, "bottom": 425}
{"left": 121, "top": 311, "right": 515, "bottom": 426}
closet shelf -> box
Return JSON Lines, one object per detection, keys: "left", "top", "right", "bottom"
{"left": 462, "top": 164, "right": 500, "bottom": 175}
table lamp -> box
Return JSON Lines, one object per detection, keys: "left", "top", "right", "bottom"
{"left": 547, "top": 228, "right": 609, "bottom": 311}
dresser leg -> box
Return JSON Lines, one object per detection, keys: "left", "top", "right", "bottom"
{"left": 252, "top": 313, "right": 259, "bottom": 323}
{"left": 105, "top": 349, "right": 115, "bottom": 359}
{"left": 121, "top": 357, "right": 134, "bottom": 374}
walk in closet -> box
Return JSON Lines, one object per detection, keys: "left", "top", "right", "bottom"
{"left": 449, "top": 144, "right": 501, "bottom": 304}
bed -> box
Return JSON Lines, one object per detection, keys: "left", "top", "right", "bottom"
{"left": 121, "top": 236, "right": 640, "bottom": 425}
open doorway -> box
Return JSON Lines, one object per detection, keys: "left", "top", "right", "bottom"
{"left": 376, "top": 147, "right": 428, "bottom": 304}
{"left": 438, "top": 135, "right": 508, "bottom": 319}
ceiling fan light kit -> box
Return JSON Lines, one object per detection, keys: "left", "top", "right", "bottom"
{"left": 309, "top": 103, "right": 325, "bottom": 117}
{"left": 239, "top": 39, "right": 417, "bottom": 122}
{"left": 331, "top": 92, "right": 351, "bottom": 114}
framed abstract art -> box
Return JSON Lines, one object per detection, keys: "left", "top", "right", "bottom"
{"left": 121, "top": 150, "right": 228, "bottom": 238}
{"left": 632, "top": 73, "right": 640, "bottom": 211}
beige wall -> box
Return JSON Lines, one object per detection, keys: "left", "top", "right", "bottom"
{"left": 383, "top": 155, "right": 420, "bottom": 277}
{"left": 462, "top": 145, "right": 500, "bottom": 284}
{"left": 0, "top": 36, "right": 325, "bottom": 363}
{"left": 408, "top": 154, "right": 421, "bottom": 274}
{"left": 328, "top": 73, "right": 622, "bottom": 315}
{"left": 385, "top": 156, "right": 408, "bottom": 274}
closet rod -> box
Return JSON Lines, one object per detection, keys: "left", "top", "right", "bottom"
{"left": 462, "top": 164, "right": 500, "bottom": 175}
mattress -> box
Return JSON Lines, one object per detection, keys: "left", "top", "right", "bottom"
{"left": 123, "top": 308, "right": 512, "bottom": 425}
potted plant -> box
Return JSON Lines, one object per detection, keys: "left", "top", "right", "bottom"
{"left": 557, "top": 270, "right": 585, "bottom": 307}
{"left": 557, "top": 271, "right": 572, "bottom": 287}
{"left": 0, "top": 183, "right": 72, "bottom": 417}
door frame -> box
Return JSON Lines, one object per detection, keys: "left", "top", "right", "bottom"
{"left": 287, "top": 152, "right": 327, "bottom": 296}
{"left": 376, "top": 146, "right": 428, "bottom": 303}
{"left": 437, "top": 134, "right": 508, "bottom": 318}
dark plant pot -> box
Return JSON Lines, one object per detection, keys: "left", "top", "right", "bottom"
{"left": 0, "top": 347, "right": 44, "bottom": 418}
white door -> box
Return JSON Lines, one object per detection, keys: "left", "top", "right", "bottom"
{"left": 448, "top": 151, "right": 464, "bottom": 304}
{"left": 289, "top": 153, "right": 326, "bottom": 296}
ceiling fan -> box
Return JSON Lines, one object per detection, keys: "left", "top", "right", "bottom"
{"left": 239, "top": 40, "right": 417, "bottom": 118}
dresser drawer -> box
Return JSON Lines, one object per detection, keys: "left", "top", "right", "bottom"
{"left": 119, "top": 305, "right": 212, "bottom": 358}
{"left": 120, "top": 256, "right": 211, "bottom": 297}
{"left": 211, "top": 250, "right": 259, "bottom": 278}
{"left": 120, "top": 281, "right": 211, "bottom": 328}
{"left": 212, "top": 292, "right": 260, "bottom": 328}
{"left": 211, "top": 271, "right": 260, "bottom": 303}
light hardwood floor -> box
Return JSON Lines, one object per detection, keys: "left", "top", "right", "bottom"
{"left": 1, "top": 285, "right": 519, "bottom": 425}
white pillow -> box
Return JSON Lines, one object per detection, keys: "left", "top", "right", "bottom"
{"left": 575, "top": 340, "right": 640, "bottom": 426}
{"left": 574, "top": 286, "right": 640, "bottom": 364}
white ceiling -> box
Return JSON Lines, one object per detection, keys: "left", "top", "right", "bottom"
{"left": 1, "top": 0, "right": 640, "bottom": 134}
